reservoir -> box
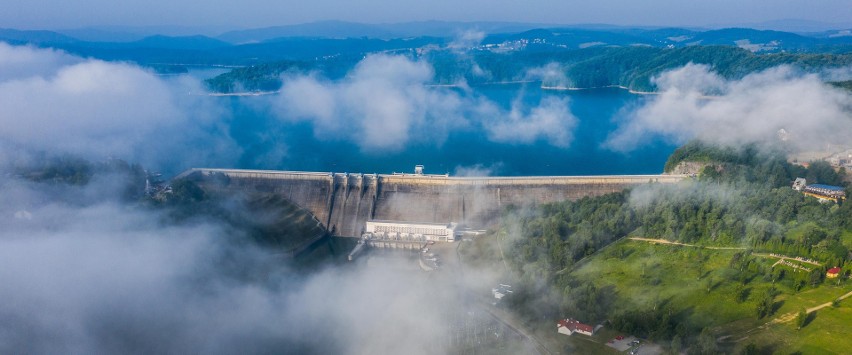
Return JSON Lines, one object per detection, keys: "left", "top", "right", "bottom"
{"left": 220, "top": 82, "right": 676, "bottom": 176}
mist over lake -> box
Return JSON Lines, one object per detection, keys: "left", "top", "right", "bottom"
{"left": 220, "top": 83, "right": 676, "bottom": 176}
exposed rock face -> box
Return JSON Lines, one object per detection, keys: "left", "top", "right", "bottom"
{"left": 667, "top": 161, "right": 711, "bottom": 175}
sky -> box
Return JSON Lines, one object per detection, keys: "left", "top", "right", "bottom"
{"left": 3, "top": 0, "right": 852, "bottom": 32}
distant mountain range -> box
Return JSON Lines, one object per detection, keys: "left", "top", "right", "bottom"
{"left": 215, "top": 20, "right": 558, "bottom": 43}
{"left": 2, "top": 21, "right": 851, "bottom": 92}
{"left": 481, "top": 27, "right": 852, "bottom": 53}
{"left": 4, "top": 19, "right": 850, "bottom": 45}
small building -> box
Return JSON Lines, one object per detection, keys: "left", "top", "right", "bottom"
{"left": 827, "top": 267, "right": 842, "bottom": 279}
{"left": 557, "top": 318, "right": 595, "bottom": 336}
{"left": 792, "top": 178, "right": 807, "bottom": 191}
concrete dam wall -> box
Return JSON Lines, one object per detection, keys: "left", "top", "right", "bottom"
{"left": 179, "top": 168, "right": 687, "bottom": 237}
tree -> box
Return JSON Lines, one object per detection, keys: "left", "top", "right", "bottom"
{"left": 168, "top": 179, "right": 207, "bottom": 204}
{"left": 699, "top": 165, "right": 721, "bottom": 180}
{"left": 756, "top": 287, "right": 779, "bottom": 319}
{"left": 735, "top": 284, "right": 749, "bottom": 303}
{"left": 739, "top": 343, "right": 759, "bottom": 355}
{"left": 670, "top": 335, "right": 682, "bottom": 355}
{"left": 755, "top": 300, "right": 768, "bottom": 319}
{"left": 796, "top": 308, "right": 807, "bottom": 330}
{"left": 809, "top": 269, "right": 823, "bottom": 287}
{"left": 692, "top": 327, "right": 718, "bottom": 355}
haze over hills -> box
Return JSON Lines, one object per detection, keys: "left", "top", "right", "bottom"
{"left": 4, "top": 19, "right": 852, "bottom": 45}
{"left": 215, "top": 20, "right": 559, "bottom": 43}
{"left": 3, "top": 22, "right": 852, "bottom": 68}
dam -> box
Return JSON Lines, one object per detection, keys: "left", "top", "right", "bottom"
{"left": 177, "top": 167, "right": 687, "bottom": 238}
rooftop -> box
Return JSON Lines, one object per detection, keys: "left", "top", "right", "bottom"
{"left": 807, "top": 184, "right": 845, "bottom": 192}
{"left": 558, "top": 318, "right": 594, "bottom": 333}
{"left": 367, "top": 219, "right": 456, "bottom": 227}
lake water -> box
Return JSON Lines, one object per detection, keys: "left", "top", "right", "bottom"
{"left": 222, "top": 84, "right": 676, "bottom": 176}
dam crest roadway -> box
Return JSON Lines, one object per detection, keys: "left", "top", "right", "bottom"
{"left": 177, "top": 167, "right": 687, "bottom": 238}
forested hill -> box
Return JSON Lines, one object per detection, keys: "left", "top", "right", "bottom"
{"left": 503, "top": 141, "right": 849, "bottom": 279}
{"left": 205, "top": 46, "right": 852, "bottom": 93}
{"left": 832, "top": 80, "right": 852, "bottom": 91}
{"left": 473, "top": 141, "right": 851, "bottom": 352}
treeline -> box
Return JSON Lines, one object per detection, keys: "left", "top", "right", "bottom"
{"left": 456, "top": 46, "right": 852, "bottom": 91}
{"left": 561, "top": 46, "right": 852, "bottom": 91}
{"left": 205, "top": 45, "right": 852, "bottom": 93}
{"left": 5, "top": 155, "right": 327, "bottom": 253}
{"left": 831, "top": 80, "right": 852, "bottom": 91}
{"left": 9, "top": 154, "right": 148, "bottom": 200}
{"left": 205, "top": 60, "right": 315, "bottom": 93}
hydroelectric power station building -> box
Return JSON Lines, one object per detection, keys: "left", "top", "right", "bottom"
{"left": 364, "top": 220, "right": 458, "bottom": 242}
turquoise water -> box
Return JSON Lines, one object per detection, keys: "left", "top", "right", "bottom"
{"left": 225, "top": 84, "right": 676, "bottom": 176}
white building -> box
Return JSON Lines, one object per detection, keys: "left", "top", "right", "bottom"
{"left": 792, "top": 178, "right": 807, "bottom": 191}
{"left": 557, "top": 318, "right": 595, "bottom": 336}
{"left": 365, "top": 220, "right": 458, "bottom": 242}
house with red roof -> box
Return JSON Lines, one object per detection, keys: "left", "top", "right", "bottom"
{"left": 827, "top": 267, "right": 842, "bottom": 279}
{"left": 557, "top": 318, "right": 595, "bottom": 336}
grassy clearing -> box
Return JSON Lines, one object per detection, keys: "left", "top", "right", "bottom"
{"left": 571, "top": 239, "right": 851, "bottom": 353}
{"left": 732, "top": 301, "right": 852, "bottom": 354}
{"left": 461, "top": 234, "right": 851, "bottom": 353}
{"left": 574, "top": 241, "right": 755, "bottom": 327}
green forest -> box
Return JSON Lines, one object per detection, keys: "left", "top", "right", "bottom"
{"left": 462, "top": 141, "right": 852, "bottom": 353}
{"left": 205, "top": 46, "right": 852, "bottom": 93}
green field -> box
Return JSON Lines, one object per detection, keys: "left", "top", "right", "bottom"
{"left": 721, "top": 285, "right": 852, "bottom": 354}
{"left": 569, "top": 239, "right": 852, "bottom": 354}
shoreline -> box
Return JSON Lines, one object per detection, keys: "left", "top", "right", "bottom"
{"left": 206, "top": 90, "right": 280, "bottom": 97}
{"left": 541, "top": 84, "right": 658, "bottom": 95}
{"left": 210, "top": 82, "right": 658, "bottom": 96}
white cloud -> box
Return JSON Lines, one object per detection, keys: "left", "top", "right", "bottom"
{"left": 605, "top": 63, "right": 852, "bottom": 152}
{"left": 0, "top": 176, "right": 480, "bottom": 354}
{"left": 273, "top": 54, "right": 580, "bottom": 151}
{"left": 821, "top": 65, "right": 852, "bottom": 82}
{"left": 448, "top": 29, "right": 486, "bottom": 50}
{"left": 526, "top": 62, "right": 571, "bottom": 88}
{"left": 453, "top": 162, "right": 504, "bottom": 176}
{"left": 274, "top": 55, "right": 467, "bottom": 152}
{"left": 481, "top": 96, "right": 577, "bottom": 147}
{"left": 0, "top": 42, "right": 81, "bottom": 82}
{"left": 0, "top": 43, "right": 240, "bottom": 172}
